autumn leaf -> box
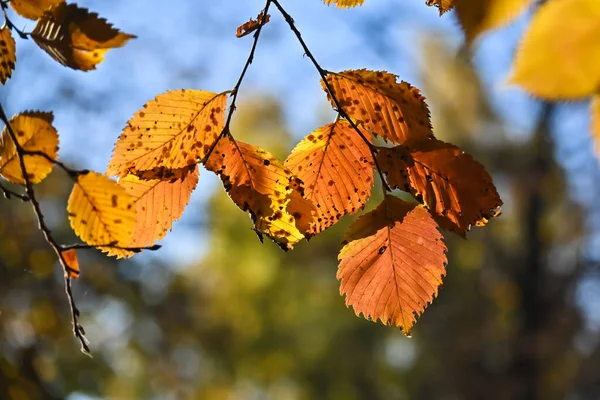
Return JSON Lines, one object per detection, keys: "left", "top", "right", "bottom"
{"left": 323, "top": 69, "right": 433, "bottom": 144}
{"left": 31, "top": 2, "right": 135, "bottom": 71}
{"left": 107, "top": 90, "right": 228, "bottom": 178}
{"left": 284, "top": 120, "right": 375, "bottom": 236}
{"left": 377, "top": 139, "right": 502, "bottom": 237}
{"left": 337, "top": 196, "right": 447, "bottom": 335}
{"left": 10, "top": 0, "right": 64, "bottom": 20}
{"left": 236, "top": 11, "right": 271, "bottom": 38}
{"left": 67, "top": 172, "right": 136, "bottom": 258}
{"left": 0, "top": 111, "right": 59, "bottom": 185}
{"left": 118, "top": 165, "right": 199, "bottom": 252}
{"left": 509, "top": 0, "right": 600, "bottom": 99}
{"left": 62, "top": 249, "right": 80, "bottom": 279}
{"left": 425, "top": 0, "right": 454, "bottom": 15}
{"left": 454, "top": 0, "right": 532, "bottom": 42}
{"left": 205, "top": 134, "right": 305, "bottom": 250}
{"left": 323, "top": 0, "right": 365, "bottom": 8}
{"left": 0, "top": 27, "right": 16, "bottom": 84}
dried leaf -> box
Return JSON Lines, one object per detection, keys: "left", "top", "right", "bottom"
{"left": 425, "top": 0, "right": 454, "bottom": 15}
{"left": 377, "top": 139, "right": 502, "bottom": 236}
{"left": 118, "top": 165, "right": 199, "bottom": 254}
{"left": 284, "top": 120, "right": 374, "bottom": 236}
{"left": 0, "top": 111, "right": 59, "bottom": 185}
{"left": 509, "top": 0, "right": 600, "bottom": 99}
{"left": 205, "top": 135, "right": 305, "bottom": 250}
{"left": 62, "top": 249, "right": 80, "bottom": 279}
{"left": 10, "top": 0, "right": 64, "bottom": 20}
{"left": 455, "top": 0, "right": 532, "bottom": 42}
{"left": 323, "top": 0, "right": 365, "bottom": 8}
{"left": 67, "top": 172, "right": 136, "bottom": 258}
{"left": 31, "top": 3, "right": 135, "bottom": 71}
{"left": 236, "top": 11, "right": 270, "bottom": 38}
{"left": 324, "top": 69, "right": 433, "bottom": 144}
{"left": 0, "top": 27, "right": 16, "bottom": 84}
{"left": 107, "top": 90, "right": 227, "bottom": 178}
{"left": 338, "top": 196, "right": 447, "bottom": 335}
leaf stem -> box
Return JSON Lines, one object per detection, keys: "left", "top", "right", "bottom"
{"left": 1, "top": 1, "right": 29, "bottom": 39}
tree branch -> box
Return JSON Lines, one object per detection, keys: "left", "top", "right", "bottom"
{"left": 1, "top": 0, "right": 29, "bottom": 39}
{"left": 0, "top": 180, "right": 29, "bottom": 201}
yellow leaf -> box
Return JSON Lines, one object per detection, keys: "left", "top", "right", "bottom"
{"left": 426, "top": 0, "right": 454, "bottom": 15}
{"left": 0, "top": 111, "right": 59, "bottom": 185}
{"left": 118, "top": 165, "right": 199, "bottom": 253}
{"left": 510, "top": 0, "right": 600, "bottom": 99}
{"left": 10, "top": 0, "right": 64, "bottom": 20}
{"left": 592, "top": 96, "right": 600, "bottom": 160}
{"left": 454, "top": 0, "right": 532, "bottom": 42}
{"left": 31, "top": 3, "right": 135, "bottom": 71}
{"left": 323, "top": 0, "right": 365, "bottom": 8}
{"left": 107, "top": 90, "right": 227, "bottom": 177}
{"left": 205, "top": 135, "right": 305, "bottom": 250}
{"left": 324, "top": 69, "right": 433, "bottom": 144}
{"left": 67, "top": 172, "right": 136, "bottom": 258}
{"left": 62, "top": 249, "right": 80, "bottom": 279}
{"left": 0, "top": 28, "right": 16, "bottom": 84}
{"left": 338, "top": 196, "right": 447, "bottom": 335}
{"left": 284, "top": 120, "right": 375, "bottom": 236}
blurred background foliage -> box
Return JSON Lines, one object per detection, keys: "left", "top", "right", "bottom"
{"left": 1, "top": 2, "right": 600, "bottom": 399}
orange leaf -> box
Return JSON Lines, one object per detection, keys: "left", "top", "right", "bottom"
{"left": 118, "top": 165, "right": 199, "bottom": 253}
{"left": 62, "top": 249, "right": 80, "bottom": 279}
{"left": 284, "top": 120, "right": 374, "bottom": 236}
{"left": 0, "top": 27, "right": 16, "bottom": 84}
{"left": 31, "top": 3, "right": 135, "bottom": 71}
{"left": 426, "top": 0, "right": 454, "bottom": 15}
{"left": 236, "top": 11, "right": 270, "bottom": 38}
{"left": 323, "top": 69, "right": 433, "bottom": 144}
{"left": 338, "top": 196, "right": 447, "bottom": 335}
{"left": 377, "top": 139, "right": 502, "bottom": 236}
{"left": 107, "top": 90, "right": 227, "bottom": 178}
{"left": 10, "top": 0, "right": 63, "bottom": 20}
{"left": 205, "top": 135, "right": 305, "bottom": 250}
{"left": 323, "top": 0, "right": 365, "bottom": 7}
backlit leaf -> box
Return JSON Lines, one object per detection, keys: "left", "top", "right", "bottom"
{"left": 509, "top": 0, "right": 600, "bottom": 99}
{"left": 338, "top": 196, "right": 447, "bottom": 335}
{"left": 0, "top": 27, "right": 16, "bottom": 84}
{"left": 323, "top": 0, "right": 365, "bottom": 8}
{"left": 10, "top": 0, "right": 63, "bottom": 20}
{"left": 426, "top": 0, "right": 454, "bottom": 15}
{"left": 67, "top": 172, "right": 136, "bottom": 258}
{"left": 454, "top": 0, "right": 532, "bottom": 42}
{"left": 118, "top": 165, "right": 199, "bottom": 252}
{"left": 377, "top": 139, "right": 502, "bottom": 236}
{"left": 107, "top": 90, "right": 227, "bottom": 178}
{"left": 62, "top": 249, "right": 80, "bottom": 279}
{"left": 205, "top": 135, "right": 305, "bottom": 250}
{"left": 31, "top": 3, "right": 135, "bottom": 71}
{"left": 285, "top": 120, "right": 374, "bottom": 236}
{"left": 0, "top": 111, "right": 59, "bottom": 185}
{"left": 324, "top": 69, "right": 433, "bottom": 144}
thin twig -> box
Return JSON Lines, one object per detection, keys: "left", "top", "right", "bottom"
{"left": 22, "top": 149, "right": 88, "bottom": 178}
{"left": 271, "top": 0, "right": 391, "bottom": 192}
{"left": 1, "top": 1, "right": 29, "bottom": 39}
{"left": 0, "top": 180, "right": 29, "bottom": 201}
{"left": 0, "top": 102, "right": 91, "bottom": 355}
{"left": 60, "top": 243, "right": 161, "bottom": 252}
{"left": 201, "top": 0, "right": 272, "bottom": 165}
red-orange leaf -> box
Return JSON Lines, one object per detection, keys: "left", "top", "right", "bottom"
{"left": 284, "top": 120, "right": 375, "bottom": 236}
{"left": 62, "top": 249, "right": 80, "bottom": 279}
{"left": 205, "top": 135, "right": 305, "bottom": 250}
{"left": 236, "top": 11, "right": 271, "bottom": 38}
{"left": 323, "top": 69, "right": 433, "bottom": 144}
{"left": 338, "top": 196, "right": 447, "bottom": 335}
{"left": 377, "top": 139, "right": 502, "bottom": 236}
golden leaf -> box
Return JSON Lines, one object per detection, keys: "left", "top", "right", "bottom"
{"left": 0, "top": 111, "right": 59, "bottom": 185}
{"left": 323, "top": 0, "right": 365, "bottom": 8}
{"left": 118, "top": 165, "right": 199, "bottom": 253}
{"left": 377, "top": 139, "right": 502, "bottom": 237}
{"left": 107, "top": 90, "right": 227, "bottom": 178}
{"left": 284, "top": 120, "right": 374, "bottom": 236}
{"left": 426, "top": 0, "right": 454, "bottom": 15}
{"left": 509, "top": 0, "right": 600, "bottom": 99}
{"left": 67, "top": 172, "right": 136, "bottom": 258}
{"left": 205, "top": 135, "right": 305, "bottom": 250}
{"left": 10, "top": 0, "right": 64, "bottom": 20}
{"left": 338, "top": 196, "right": 447, "bottom": 335}
{"left": 31, "top": 3, "right": 135, "bottom": 71}
{"left": 455, "top": 0, "right": 532, "bottom": 42}
{"left": 62, "top": 249, "right": 80, "bottom": 279}
{"left": 324, "top": 69, "right": 433, "bottom": 144}
{"left": 0, "top": 27, "right": 16, "bottom": 84}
